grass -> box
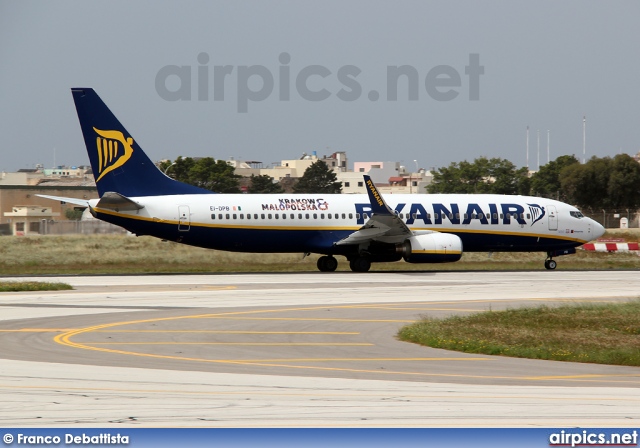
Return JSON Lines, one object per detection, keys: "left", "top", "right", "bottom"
{"left": 0, "top": 281, "right": 73, "bottom": 292}
{"left": 0, "top": 229, "right": 638, "bottom": 275}
{"left": 397, "top": 301, "right": 640, "bottom": 366}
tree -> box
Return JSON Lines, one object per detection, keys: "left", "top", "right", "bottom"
{"left": 485, "top": 158, "right": 530, "bottom": 195}
{"left": 427, "top": 157, "right": 529, "bottom": 195}
{"left": 530, "top": 155, "right": 580, "bottom": 200}
{"left": 607, "top": 154, "right": 640, "bottom": 209}
{"left": 247, "top": 174, "right": 284, "bottom": 193}
{"left": 159, "top": 157, "right": 241, "bottom": 193}
{"left": 561, "top": 154, "right": 640, "bottom": 210}
{"left": 65, "top": 208, "right": 84, "bottom": 220}
{"left": 561, "top": 157, "right": 611, "bottom": 209}
{"left": 293, "top": 160, "right": 342, "bottom": 194}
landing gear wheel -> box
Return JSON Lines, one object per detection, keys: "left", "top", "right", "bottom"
{"left": 349, "top": 257, "right": 371, "bottom": 272}
{"left": 317, "top": 256, "right": 338, "bottom": 272}
{"left": 544, "top": 259, "right": 557, "bottom": 270}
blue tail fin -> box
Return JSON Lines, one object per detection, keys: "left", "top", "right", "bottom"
{"left": 71, "top": 88, "right": 211, "bottom": 197}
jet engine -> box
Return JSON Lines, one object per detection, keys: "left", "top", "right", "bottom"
{"left": 397, "top": 233, "right": 463, "bottom": 263}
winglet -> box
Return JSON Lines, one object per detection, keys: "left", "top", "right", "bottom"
{"left": 363, "top": 175, "right": 393, "bottom": 215}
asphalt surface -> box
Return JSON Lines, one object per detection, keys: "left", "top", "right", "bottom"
{"left": 1, "top": 271, "right": 639, "bottom": 426}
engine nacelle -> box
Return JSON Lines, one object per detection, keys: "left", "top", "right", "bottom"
{"left": 398, "top": 233, "right": 463, "bottom": 263}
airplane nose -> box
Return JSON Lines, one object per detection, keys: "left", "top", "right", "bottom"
{"left": 592, "top": 219, "right": 605, "bottom": 239}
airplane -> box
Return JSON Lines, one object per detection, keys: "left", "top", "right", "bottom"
{"left": 39, "top": 88, "right": 605, "bottom": 272}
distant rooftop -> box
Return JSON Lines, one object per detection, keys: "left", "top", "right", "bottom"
{"left": 36, "top": 179, "right": 96, "bottom": 187}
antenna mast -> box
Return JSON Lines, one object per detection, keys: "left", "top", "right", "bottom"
{"left": 526, "top": 126, "right": 529, "bottom": 169}
{"left": 537, "top": 130, "right": 540, "bottom": 170}
{"left": 582, "top": 116, "right": 586, "bottom": 163}
{"left": 547, "top": 130, "right": 550, "bottom": 164}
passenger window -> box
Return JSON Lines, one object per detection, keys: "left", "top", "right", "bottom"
{"left": 211, "top": 214, "right": 215, "bottom": 220}
{"left": 313, "top": 213, "right": 317, "bottom": 219}
{"left": 226, "top": 214, "right": 230, "bottom": 219}
{"left": 290, "top": 214, "right": 294, "bottom": 219}
{"left": 328, "top": 214, "right": 332, "bottom": 219}
{"left": 254, "top": 214, "right": 258, "bottom": 219}
{"left": 247, "top": 214, "right": 251, "bottom": 220}
{"left": 275, "top": 214, "right": 279, "bottom": 219}
{"left": 342, "top": 213, "right": 346, "bottom": 219}
{"left": 355, "top": 213, "right": 359, "bottom": 219}
{"left": 320, "top": 214, "right": 324, "bottom": 219}
{"left": 218, "top": 214, "right": 223, "bottom": 219}
{"left": 298, "top": 213, "right": 303, "bottom": 219}
{"left": 261, "top": 214, "right": 265, "bottom": 219}
{"left": 349, "top": 213, "right": 353, "bottom": 219}
{"left": 268, "top": 214, "right": 272, "bottom": 219}
{"left": 240, "top": 214, "right": 244, "bottom": 219}
{"left": 233, "top": 214, "right": 237, "bottom": 219}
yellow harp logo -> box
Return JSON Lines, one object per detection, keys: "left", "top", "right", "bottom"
{"left": 93, "top": 127, "right": 134, "bottom": 182}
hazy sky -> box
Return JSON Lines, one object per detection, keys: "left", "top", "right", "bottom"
{"left": 2, "top": 1, "right": 639, "bottom": 173}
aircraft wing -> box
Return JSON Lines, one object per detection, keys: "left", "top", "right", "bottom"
{"left": 336, "top": 175, "right": 414, "bottom": 246}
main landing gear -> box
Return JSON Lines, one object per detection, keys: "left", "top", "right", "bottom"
{"left": 317, "top": 255, "right": 338, "bottom": 272}
{"left": 316, "top": 255, "right": 373, "bottom": 272}
{"left": 349, "top": 257, "right": 371, "bottom": 273}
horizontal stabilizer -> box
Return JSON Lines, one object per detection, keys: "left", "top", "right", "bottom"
{"left": 95, "top": 192, "right": 144, "bottom": 211}
{"left": 36, "top": 194, "right": 90, "bottom": 207}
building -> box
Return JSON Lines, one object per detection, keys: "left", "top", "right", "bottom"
{"left": 259, "top": 152, "right": 321, "bottom": 180}
{"left": 320, "top": 151, "right": 348, "bottom": 172}
{"left": 0, "top": 183, "right": 98, "bottom": 235}
{"left": 337, "top": 161, "right": 432, "bottom": 194}
{"left": 3, "top": 205, "right": 60, "bottom": 235}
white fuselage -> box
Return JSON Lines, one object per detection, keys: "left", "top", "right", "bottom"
{"left": 90, "top": 192, "right": 604, "bottom": 254}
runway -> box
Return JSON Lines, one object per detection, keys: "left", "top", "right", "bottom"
{"left": 1, "top": 271, "right": 639, "bottom": 426}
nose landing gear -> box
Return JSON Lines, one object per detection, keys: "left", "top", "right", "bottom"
{"left": 543, "top": 248, "right": 576, "bottom": 270}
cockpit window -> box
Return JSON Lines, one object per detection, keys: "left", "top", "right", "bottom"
{"left": 570, "top": 211, "right": 584, "bottom": 219}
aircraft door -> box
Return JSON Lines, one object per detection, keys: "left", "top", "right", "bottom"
{"left": 178, "top": 205, "right": 190, "bottom": 231}
{"left": 547, "top": 205, "right": 557, "bottom": 231}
